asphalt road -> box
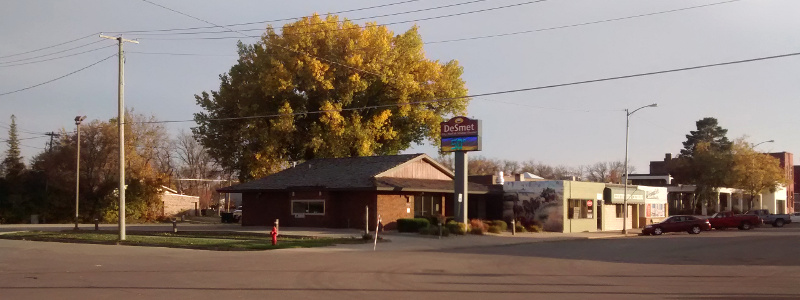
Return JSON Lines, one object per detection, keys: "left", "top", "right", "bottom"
{"left": 1, "top": 225, "right": 800, "bottom": 300}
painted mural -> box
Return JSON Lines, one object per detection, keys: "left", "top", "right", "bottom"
{"left": 502, "top": 181, "right": 564, "bottom": 232}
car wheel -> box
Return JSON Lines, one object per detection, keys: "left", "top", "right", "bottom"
{"left": 690, "top": 225, "right": 701, "bottom": 234}
{"left": 774, "top": 219, "right": 785, "bottom": 227}
{"left": 740, "top": 222, "right": 751, "bottom": 230}
{"left": 653, "top": 227, "right": 663, "bottom": 235}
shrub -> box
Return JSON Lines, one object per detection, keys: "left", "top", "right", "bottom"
{"left": 397, "top": 218, "right": 430, "bottom": 233}
{"left": 526, "top": 224, "right": 542, "bottom": 233}
{"left": 487, "top": 225, "right": 502, "bottom": 234}
{"left": 491, "top": 220, "right": 508, "bottom": 231}
{"left": 446, "top": 221, "right": 467, "bottom": 235}
{"left": 469, "top": 219, "right": 487, "bottom": 234}
{"left": 419, "top": 226, "right": 450, "bottom": 237}
{"left": 515, "top": 224, "right": 527, "bottom": 233}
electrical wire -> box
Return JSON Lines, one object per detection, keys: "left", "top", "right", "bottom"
{"left": 0, "top": 135, "right": 48, "bottom": 143}
{"left": 127, "top": 51, "right": 237, "bottom": 57}
{"left": 0, "top": 40, "right": 105, "bottom": 64}
{"left": 0, "top": 33, "right": 99, "bottom": 59}
{"left": 125, "top": 0, "right": 490, "bottom": 36}
{"left": 0, "top": 45, "right": 116, "bottom": 68}
{"left": 133, "top": 49, "right": 800, "bottom": 124}
{"left": 139, "top": 0, "right": 383, "bottom": 77}
{"left": 426, "top": 0, "right": 742, "bottom": 44}
{"left": 476, "top": 97, "right": 623, "bottom": 113}
{"left": 133, "top": 0, "right": 549, "bottom": 41}
{"left": 0, "top": 53, "right": 117, "bottom": 97}
{"left": 109, "top": 0, "right": 425, "bottom": 34}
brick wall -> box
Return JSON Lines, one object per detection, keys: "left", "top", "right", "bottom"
{"left": 769, "top": 152, "right": 794, "bottom": 212}
{"left": 376, "top": 194, "right": 415, "bottom": 230}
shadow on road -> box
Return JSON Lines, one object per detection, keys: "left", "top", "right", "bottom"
{"left": 438, "top": 234, "right": 800, "bottom": 266}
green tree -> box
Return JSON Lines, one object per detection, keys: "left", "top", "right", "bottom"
{"left": 670, "top": 117, "right": 735, "bottom": 214}
{"left": 2, "top": 115, "right": 25, "bottom": 179}
{"left": 730, "top": 138, "right": 787, "bottom": 207}
{"left": 193, "top": 14, "right": 469, "bottom": 180}
{"left": 679, "top": 117, "right": 732, "bottom": 158}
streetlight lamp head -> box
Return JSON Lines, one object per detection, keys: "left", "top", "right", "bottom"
{"left": 648, "top": 103, "right": 658, "bottom": 108}
{"left": 74, "top": 116, "right": 86, "bottom": 125}
{"left": 767, "top": 140, "right": 775, "bottom": 143}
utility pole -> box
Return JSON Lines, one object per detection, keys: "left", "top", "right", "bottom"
{"left": 100, "top": 34, "right": 138, "bottom": 241}
{"left": 45, "top": 132, "right": 59, "bottom": 152}
{"left": 74, "top": 116, "right": 86, "bottom": 230}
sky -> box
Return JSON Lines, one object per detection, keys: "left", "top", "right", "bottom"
{"left": 1, "top": 0, "right": 798, "bottom": 174}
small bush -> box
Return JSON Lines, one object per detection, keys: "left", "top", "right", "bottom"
{"left": 469, "top": 219, "right": 487, "bottom": 234}
{"left": 446, "top": 221, "right": 467, "bottom": 235}
{"left": 491, "top": 220, "right": 508, "bottom": 231}
{"left": 526, "top": 225, "right": 542, "bottom": 233}
{"left": 397, "top": 218, "right": 430, "bottom": 233}
{"left": 419, "top": 226, "right": 450, "bottom": 237}
{"left": 515, "top": 224, "right": 527, "bottom": 233}
{"left": 487, "top": 225, "right": 502, "bottom": 234}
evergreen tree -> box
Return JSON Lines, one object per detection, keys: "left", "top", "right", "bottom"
{"left": 1, "top": 115, "right": 25, "bottom": 178}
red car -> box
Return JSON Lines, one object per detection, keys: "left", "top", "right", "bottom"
{"left": 642, "top": 215, "right": 711, "bottom": 235}
{"left": 707, "top": 211, "right": 762, "bottom": 230}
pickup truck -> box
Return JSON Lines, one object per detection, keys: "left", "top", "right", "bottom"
{"left": 707, "top": 211, "right": 762, "bottom": 230}
{"left": 745, "top": 209, "right": 791, "bottom": 227}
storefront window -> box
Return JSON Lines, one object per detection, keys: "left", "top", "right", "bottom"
{"left": 568, "top": 199, "right": 593, "bottom": 219}
{"left": 616, "top": 204, "right": 624, "bottom": 218}
{"left": 291, "top": 200, "right": 325, "bottom": 215}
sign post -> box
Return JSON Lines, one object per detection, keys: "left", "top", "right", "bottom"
{"left": 440, "top": 116, "right": 481, "bottom": 225}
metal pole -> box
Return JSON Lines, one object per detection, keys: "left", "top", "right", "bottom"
{"left": 74, "top": 122, "right": 81, "bottom": 230}
{"left": 623, "top": 109, "right": 629, "bottom": 235}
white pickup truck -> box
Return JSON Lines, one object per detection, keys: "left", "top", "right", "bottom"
{"left": 745, "top": 209, "right": 791, "bottom": 227}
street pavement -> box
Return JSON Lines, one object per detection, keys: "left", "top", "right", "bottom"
{"left": 1, "top": 223, "right": 799, "bottom": 299}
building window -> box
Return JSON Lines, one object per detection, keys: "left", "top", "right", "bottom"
{"left": 648, "top": 204, "right": 666, "bottom": 218}
{"left": 777, "top": 200, "right": 786, "bottom": 214}
{"left": 291, "top": 200, "right": 325, "bottom": 215}
{"left": 568, "top": 199, "right": 593, "bottom": 219}
{"left": 616, "top": 204, "right": 624, "bottom": 218}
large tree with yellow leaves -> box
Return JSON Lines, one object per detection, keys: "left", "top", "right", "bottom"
{"left": 193, "top": 14, "right": 469, "bottom": 180}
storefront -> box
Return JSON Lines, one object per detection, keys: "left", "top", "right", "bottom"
{"left": 501, "top": 180, "right": 605, "bottom": 233}
{"left": 638, "top": 186, "right": 668, "bottom": 226}
{"left": 601, "top": 185, "right": 646, "bottom": 231}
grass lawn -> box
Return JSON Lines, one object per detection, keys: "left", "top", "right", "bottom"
{"left": 0, "top": 230, "right": 367, "bottom": 251}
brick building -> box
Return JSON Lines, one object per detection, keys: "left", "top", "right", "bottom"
{"left": 768, "top": 152, "right": 794, "bottom": 213}
{"left": 218, "top": 154, "right": 488, "bottom": 230}
{"left": 795, "top": 165, "right": 800, "bottom": 211}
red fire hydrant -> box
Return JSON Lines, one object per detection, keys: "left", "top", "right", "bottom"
{"left": 270, "top": 226, "right": 278, "bottom": 246}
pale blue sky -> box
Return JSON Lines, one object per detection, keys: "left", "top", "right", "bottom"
{"left": 1, "top": 0, "right": 797, "bottom": 173}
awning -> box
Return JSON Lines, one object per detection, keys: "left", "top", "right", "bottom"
{"left": 605, "top": 187, "right": 647, "bottom": 204}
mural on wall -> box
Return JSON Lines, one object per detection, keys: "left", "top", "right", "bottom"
{"left": 502, "top": 181, "right": 564, "bottom": 232}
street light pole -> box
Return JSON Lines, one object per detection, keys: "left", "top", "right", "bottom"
{"left": 623, "top": 103, "right": 657, "bottom": 235}
{"left": 74, "top": 116, "right": 86, "bottom": 230}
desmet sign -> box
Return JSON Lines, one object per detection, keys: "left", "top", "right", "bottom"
{"left": 440, "top": 116, "right": 481, "bottom": 152}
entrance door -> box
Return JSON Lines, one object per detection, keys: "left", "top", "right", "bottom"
{"left": 597, "top": 201, "right": 603, "bottom": 230}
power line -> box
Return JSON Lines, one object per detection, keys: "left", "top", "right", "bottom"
{"left": 0, "top": 44, "right": 116, "bottom": 68}
{"left": 0, "top": 33, "right": 99, "bottom": 59}
{"left": 133, "top": 0, "right": 549, "bottom": 41}
{"left": 0, "top": 40, "right": 105, "bottom": 64}
{"left": 0, "top": 135, "right": 48, "bottom": 143}
{"left": 476, "top": 97, "right": 623, "bottom": 113}
{"left": 127, "top": 51, "right": 237, "bottom": 57}
{"left": 109, "top": 0, "right": 422, "bottom": 34}
{"left": 426, "top": 0, "right": 742, "bottom": 44}
{"left": 127, "top": 0, "right": 491, "bottom": 37}
{"left": 134, "top": 49, "right": 800, "bottom": 124}
{"left": 0, "top": 53, "right": 117, "bottom": 97}
{"left": 139, "top": 0, "right": 382, "bottom": 78}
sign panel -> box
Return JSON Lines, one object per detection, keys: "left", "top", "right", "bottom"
{"left": 440, "top": 116, "right": 481, "bottom": 152}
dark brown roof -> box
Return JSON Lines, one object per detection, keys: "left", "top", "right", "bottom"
{"left": 219, "top": 154, "right": 484, "bottom": 193}
{"left": 374, "top": 177, "right": 489, "bottom": 194}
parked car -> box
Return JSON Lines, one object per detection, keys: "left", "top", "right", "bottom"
{"left": 707, "top": 211, "right": 762, "bottom": 230}
{"left": 745, "top": 209, "right": 791, "bottom": 227}
{"left": 791, "top": 212, "right": 800, "bottom": 223}
{"left": 642, "top": 215, "right": 712, "bottom": 235}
